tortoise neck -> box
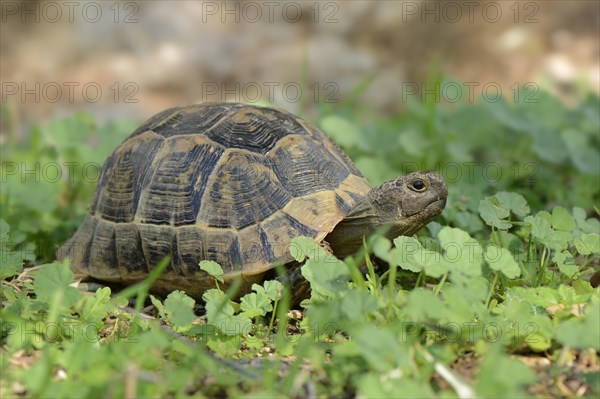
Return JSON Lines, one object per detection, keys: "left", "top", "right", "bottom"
{"left": 325, "top": 195, "right": 385, "bottom": 259}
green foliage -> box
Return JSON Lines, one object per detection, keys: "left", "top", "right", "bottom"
{"left": 0, "top": 219, "right": 34, "bottom": 278}
{"left": 475, "top": 346, "right": 537, "bottom": 397}
{"left": 33, "top": 261, "right": 80, "bottom": 308}
{"left": 163, "top": 291, "right": 196, "bottom": 329}
{"left": 1, "top": 88, "right": 599, "bottom": 397}
{"left": 485, "top": 246, "right": 521, "bottom": 279}
{"left": 199, "top": 260, "right": 225, "bottom": 286}
{"left": 292, "top": 236, "right": 351, "bottom": 298}
{"left": 1, "top": 113, "right": 137, "bottom": 260}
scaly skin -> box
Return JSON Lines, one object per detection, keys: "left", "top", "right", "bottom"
{"left": 326, "top": 171, "right": 448, "bottom": 259}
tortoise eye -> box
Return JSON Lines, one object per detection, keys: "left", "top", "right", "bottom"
{"left": 410, "top": 179, "right": 426, "bottom": 192}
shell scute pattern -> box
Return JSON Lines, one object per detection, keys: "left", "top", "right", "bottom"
{"left": 88, "top": 220, "right": 117, "bottom": 273}
{"left": 175, "top": 225, "right": 205, "bottom": 274}
{"left": 268, "top": 134, "right": 351, "bottom": 197}
{"left": 61, "top": 103, "right": 373, "bottom": 294}
{"left": 114, "top": 223, "right": 147, "bottom": 274}
{"left": 128, "top": 106, "right": 185, "bottom": 138}
{"left": 136, "top": 136, "right": 223, "bottom": 226}
{"left": 259, "top": 212, "right": 319, "bottom": 261}
{"left": 131, "top": 103, "right": 237, "bottom": 138}
{"left": 92, "top": 132, "right": 164, "bottom": 222}
{"left": 197, "top": 150, "right": 292, "bottom": 229}
{"left": 137, "top": 223, "right": 178, "bottom": 273}
{"left": 204, "top": 107, "right": 308, "bottom": 154}
{"left": 203, "top": 229, "right": 243, "bottom": 270}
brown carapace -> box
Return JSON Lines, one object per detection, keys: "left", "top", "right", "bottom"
{"left": 58, "top": 103, "right": 448, "bottom": 298}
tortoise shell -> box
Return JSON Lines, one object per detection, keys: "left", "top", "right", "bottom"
{"left": 59, "top": 103, "right": 373, "bottom": 296}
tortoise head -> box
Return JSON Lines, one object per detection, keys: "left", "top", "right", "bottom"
{"left": 369, "top": 171, "right": 448, "bottom": 236}
{"left": 326, "top": 171, "right": 448, "bottom": 258}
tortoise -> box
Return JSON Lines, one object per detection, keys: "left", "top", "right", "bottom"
{"left": 58, "top": 102, "right": 447, "bottom": 298}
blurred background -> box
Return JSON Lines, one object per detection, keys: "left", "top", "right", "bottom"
{"left": 1, "top": 0, "right": 599, "bottom": 260}
{"left": 1, "top": 0, "right": 598, "bottom": 127}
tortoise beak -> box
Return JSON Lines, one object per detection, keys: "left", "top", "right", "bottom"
{"left": 428, "top": 198, "right": 447, "bottom": 214}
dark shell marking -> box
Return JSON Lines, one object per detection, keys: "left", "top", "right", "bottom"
{"left": 59, "top": 103, "right": 372, "bottom": 296}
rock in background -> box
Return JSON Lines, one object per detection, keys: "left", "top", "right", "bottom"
{"left": 1, "top": 0, "right": 598, "bottom": 129}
